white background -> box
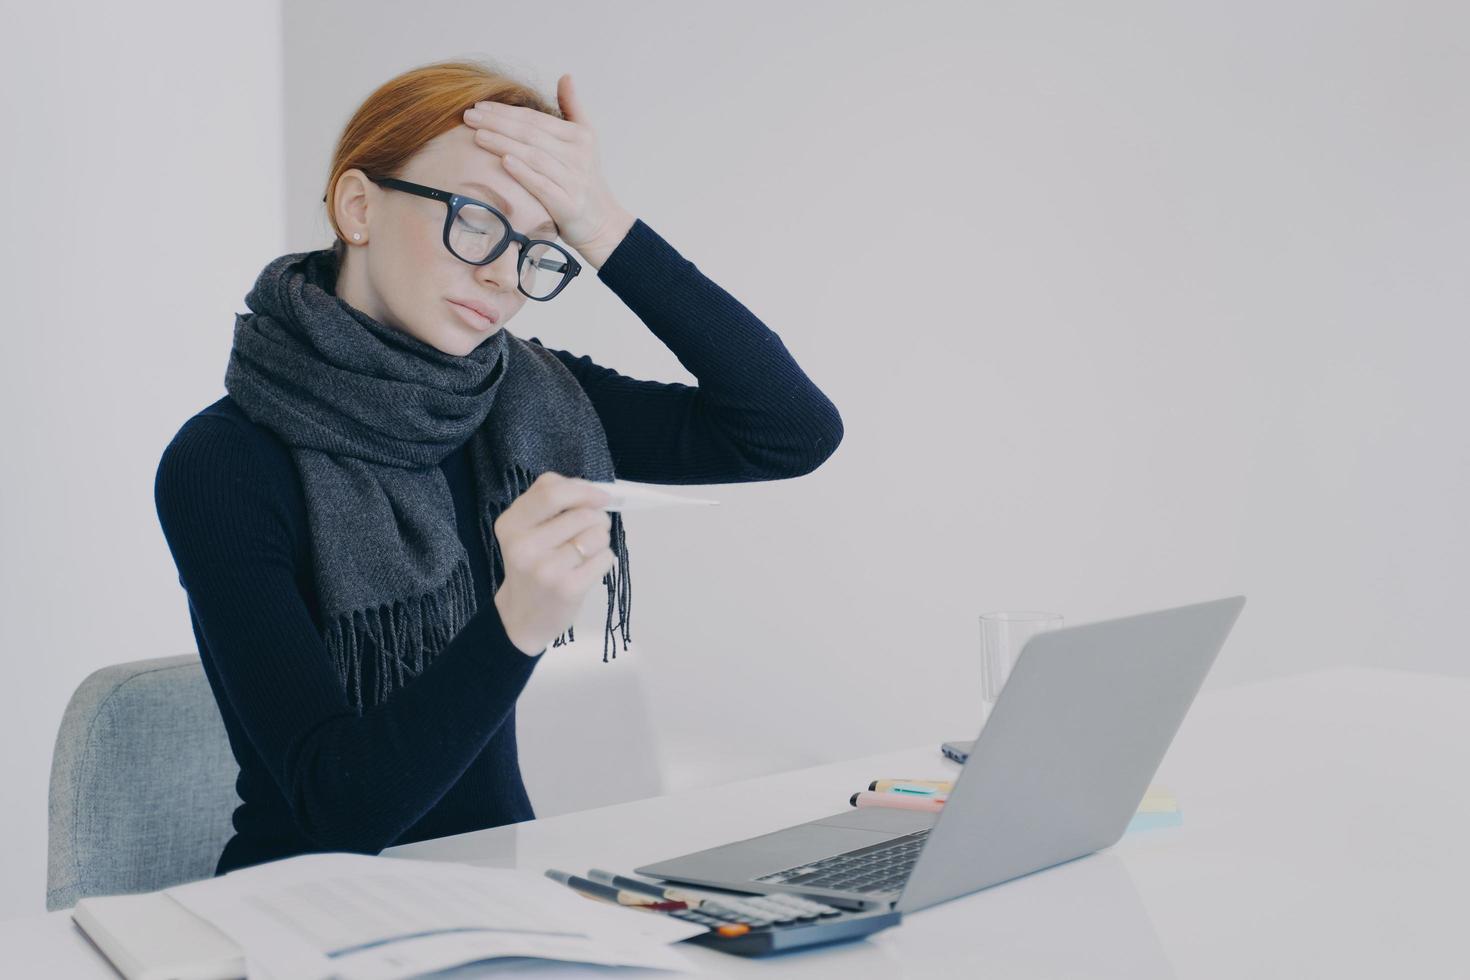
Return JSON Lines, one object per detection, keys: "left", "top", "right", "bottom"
{"left": 1, "top": 0, "right": 1465, "bottom": 920}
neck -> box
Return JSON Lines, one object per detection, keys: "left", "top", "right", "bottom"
{"left": 334, "top": 246, "right": 389, "bottom": 322}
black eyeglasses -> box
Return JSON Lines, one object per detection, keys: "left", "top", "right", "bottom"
{"left": 362, "top": 175, "right": 582, "bottom": 301}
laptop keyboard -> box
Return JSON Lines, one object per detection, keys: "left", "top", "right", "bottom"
{"left": 752, "top": 828, "right": 930, "bottom": 894}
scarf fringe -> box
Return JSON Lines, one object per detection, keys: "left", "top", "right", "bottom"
{"left": 327, "top": 458, "right": 633, "bottom": 711}
{"left": 484, "top": 465, "right": 632, "bottom": 663}
{"left": 323, "top": 556, "right": 477, "bottom": 710}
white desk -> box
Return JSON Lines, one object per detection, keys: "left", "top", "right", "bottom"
{"left": 7, "top": 667, "right": 1467, "bottom": 977}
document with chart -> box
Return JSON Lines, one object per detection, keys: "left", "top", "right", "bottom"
{"left": 162, "top": 852, "right": 702, "bottom": 979}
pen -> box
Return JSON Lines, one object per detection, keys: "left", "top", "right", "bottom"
{"left": 544, "top": 869, "right": 688, "bottom": 911}
{"left": 869, "top": 779, "right": 954, "bottom": 794}
{"left": 585, "top": 869, "right": 682, "bottom": 900}
{"left": 582, "top": 870, "right": 755, "bottom": 939}
{"left": 884, "top": 784, "right": 946, "bottom": 797}
{"left": 584, "top": 869, "right": 732, "bottom": 912}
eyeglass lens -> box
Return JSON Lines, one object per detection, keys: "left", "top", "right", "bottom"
{"left": 449, "top": 202, "right": 571, "bottom": 299}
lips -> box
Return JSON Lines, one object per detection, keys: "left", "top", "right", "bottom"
{"left": 448, "top": 298, "right": 499, "bottom": 324}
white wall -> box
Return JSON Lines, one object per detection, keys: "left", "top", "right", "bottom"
{"left": 2, "top": 0, "right": 1465, "bottom": 920}
{"left": 0, "top": 0, "right": 285, "bottom": 918}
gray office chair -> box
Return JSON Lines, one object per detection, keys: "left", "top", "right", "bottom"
{"left": 47, "top": 638, "right": 665, "bottom": 911}
{"left": 47, "top": 655, "right": 238, "bottom": 911}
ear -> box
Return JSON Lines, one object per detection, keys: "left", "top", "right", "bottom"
{"left": 333, "top": 169, "right": 376, "bottom": 240}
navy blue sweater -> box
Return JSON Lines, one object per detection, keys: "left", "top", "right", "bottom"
{"left": 154, "top": 218, "right": 843, "bottom": 875}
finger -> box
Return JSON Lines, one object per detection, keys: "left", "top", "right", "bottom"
{"left": 501, "top": 153, "right": 576, "bottom": 218}
{"left": 471, "top": 129, "right": 577, "bottom": 191}
{"left": 531, "top": 533, "right": 609, "bottom": 591}
{"left": 558, "top": 525, "right": 613, "bottom": 576}
{"left": 506, "top": 474, "right": 611, "bottom": 532}
{"left": 557, "top": 73, "right": 592, "bottom": 127}
{"left": 524, "top": 504, "right": 610, "bottom": 559}
{"left": 569, "top": 545, "right": 617, "bottom": 591}
{"left": 466, "top": 109, "right": 575, "bottom": 156}
{"left": 472, "top": 100, "right": 581, "bottom": 143}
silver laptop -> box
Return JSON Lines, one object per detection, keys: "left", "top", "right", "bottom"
{"left": 635, "top": 595, "right": 1246, "bottom": 913}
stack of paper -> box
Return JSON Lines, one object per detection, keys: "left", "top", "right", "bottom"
{"left": 75, "top": 852, "right": 705, "bottom": 980}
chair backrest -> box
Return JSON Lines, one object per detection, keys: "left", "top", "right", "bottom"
{"left": 515, "top": 635, "right": 665, "bottom": 818}
{"left": 46, "top": 637, "right": 667, "bottom": 910}
{"left": 47, "top": 655, "right": 238, "bottom": 911}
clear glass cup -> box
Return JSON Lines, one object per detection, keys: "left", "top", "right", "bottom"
{"left": 979, "top": 610, "right": 1064, "bottom": 709}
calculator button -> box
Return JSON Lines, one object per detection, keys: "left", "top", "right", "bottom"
{"left": 726, "top": 905, "right": 776, "bottom": 922}
{"left": 782, "top": 899, "right": 829, "bottom": 916}
{"left": 710, "top": 902, "right": 755, "bottom": 918}
{"left": 708, "top": 904, "right": 757, "bottom": 920}
{"left": 743, "top": 900, "right": 802, "bottom": 921}
{"left": 740, "top": 905, "right": 799, "bottom": 922}
{"left": 764, "top": 904, "right": 820, "bottom": 920}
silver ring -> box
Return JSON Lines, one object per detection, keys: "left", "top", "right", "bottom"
{"left": 572, "top": 542, "right": 588, "bottom": 560}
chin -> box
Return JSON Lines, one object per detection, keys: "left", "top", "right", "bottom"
{"left": 454, "top": 329, "right": 500, "bottom": 356}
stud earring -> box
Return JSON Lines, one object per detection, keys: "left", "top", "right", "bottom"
{"left": 352, "top": 233, "right": 362, "bottom": 241}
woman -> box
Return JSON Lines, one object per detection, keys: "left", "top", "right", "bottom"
{"left": 154, "top": 60, "right": 843, "bottom": 875}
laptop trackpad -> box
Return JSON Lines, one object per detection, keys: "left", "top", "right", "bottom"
{"left": 813, "top": 806, "right": 938, "bottom": 835}
{"left": 640, "top": 807, "right": 938, "bottom": 884}
{"left": 749, "top": 824, "right": 898, "bottom": 875}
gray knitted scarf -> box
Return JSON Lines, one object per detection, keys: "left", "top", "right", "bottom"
{"left": 223, "top": 247, "right": 631, "bottom": 709}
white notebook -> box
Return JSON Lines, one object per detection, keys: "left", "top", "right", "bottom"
{"left": 72, "top": 891, "right": 244, "bottom": 980}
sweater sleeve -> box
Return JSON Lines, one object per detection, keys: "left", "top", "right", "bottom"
{"left": 527, "top": 218, "right": 843, "bottom": 485}
{"left": 154, "top": 415, "right": 541, "bottom": 853}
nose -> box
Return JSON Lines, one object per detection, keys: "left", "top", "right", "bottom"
{"left": 475, "top": 238, "right": 522, "bottom": 292}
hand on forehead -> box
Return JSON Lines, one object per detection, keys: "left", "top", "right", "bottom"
{"left": 452, "top": 74, "right": 628, "bottom": 257}
{"left": 418, "top": 125, "right": 556, "bottom": 235}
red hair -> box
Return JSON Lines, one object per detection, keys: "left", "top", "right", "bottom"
{"left": 321, "top": 59, "right": 560, "bottom": 261}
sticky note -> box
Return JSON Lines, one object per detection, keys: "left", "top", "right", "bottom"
{"left": 1126, "top": 809, "right": 1183, "bottom": 833}
{"left": 1136, "top": 787, "right": 1178, "bottom": 814}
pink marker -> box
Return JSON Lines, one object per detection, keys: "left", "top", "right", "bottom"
{"left": 849, "top": 791, "right": 945, "bottom": 812}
